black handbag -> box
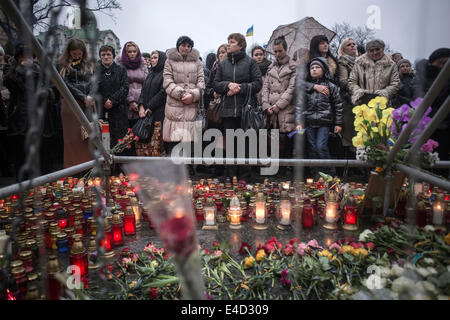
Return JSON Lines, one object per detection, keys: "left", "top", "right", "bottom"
{"left": 240, "top": 84, "right": 265, "bottom": 131}
{"left": 132, "top": 114, "right": 154, "bottom": 143}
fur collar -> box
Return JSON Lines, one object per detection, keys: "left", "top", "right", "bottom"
{"left": 166, "top": 48, "right": 200, "bottom": 62}
{"left": 357, "top": 53, "right": 394, "bottom": 68}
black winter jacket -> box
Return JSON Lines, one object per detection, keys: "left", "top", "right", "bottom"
{"left": 295, "top": 57, "right": 343, "bottom": 128}
{"left": 393, "top": 73, "right": 415, "bottom": 108}
{"left": 213, "top": 50, "right": 262, "bottom": 118}
{"left": 92, "top": 61, "right": 129, "bottom": 147}
{"left": 138, "top": 51, "right": 167, "bottom": 123}
{"left": 4, "top": 60, "right": 56, "bottom": 137}
{"left": 61, "top": 64, "right": 92, "bottom": 103}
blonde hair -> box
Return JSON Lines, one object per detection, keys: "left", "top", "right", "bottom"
{"left": 338, "top": 37, "right": 358, "bottom": 59}
{"left": 151, "top": 50, "right": 159, "bottom": 57}
{"left": 125, "top": 41, "right": 140, "bottom": 53}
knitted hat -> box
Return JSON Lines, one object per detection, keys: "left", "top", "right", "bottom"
{"left": 429, "top": 48, "right": 450, "bottom": 64}
{"left": 310, "top": 59, "right": 325, "bottom": 70}
{"left": 366, "top": 39, "right": 385, "bottom": 51}
{"left": 142, "top": 52, "right": 151, "bottom": 58}
{"left": 397, "top": 58, "right": 411, "bottom": 69}
{"left": 176, "top": 36, "right": 194, "bottom": 50}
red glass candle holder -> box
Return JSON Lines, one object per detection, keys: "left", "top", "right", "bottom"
{"left": 302, "top": 205, "right": 314, "bottom": 228}
{"left": 124, "top": 211, "right": 136, "bottom": 236}
{"left": 46, "top": 256, "right": 62, "bottom": 300}
{"left": 343, "top": 205, "right": 359, "bottom": 231}
{"left": 70, "top": 235, "right": 88, "bottom": 278}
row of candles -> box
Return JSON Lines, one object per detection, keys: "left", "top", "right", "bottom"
{"left": 0, "top": 175, "right": 147, "bottom": 300}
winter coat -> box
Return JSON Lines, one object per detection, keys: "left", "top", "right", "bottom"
{"left": 414, "top": 59, "right": 450, "bottom": 129}
{"left": 4, "top": 60, "right": 56, "bottom": 137}
{"left": 393, "top": 72, "right": 415, "bottom": 108}
{"left": 163, "top": 48, "right": 205, "bottom": 142}
{"left": 117, "top": 57, "right": 148, "bottom": 120}
{"left": 304, "top": 51, "right": 339, "bottom": 84}
{"left": 348, "top": 53, "right": 400, "bottom": 105}
{"left": 92, "top": 61, "right": 129, "bottom": 147}
{"left": 295, "top": 57, "right": 343, "bottom": 128}
{"left": 204, "top": 61, "right": 219, "bottom": 109}
{"left": 60, "top": 63, "right": 94, "bottom": 167}
{"left": 138, "top": 51, "right": 167, "bottom": 123}
{"left": 213, "top": 50, "right": 262, "bottom": 119}
{"left": 338, "top": 55, "right": 357, "bottom": 146}
{"left": 261, "top": 55, "right": 297, "bottom": 133}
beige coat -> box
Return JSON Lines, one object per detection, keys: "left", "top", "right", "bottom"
{"left": 163, "top": 48, "right": 205, "bottom": 142}
{"left": 348, "top": 53, "right": 400, "bottom": 105}
{"left": 261, "top": 56, "right": 297, "bottom": 133}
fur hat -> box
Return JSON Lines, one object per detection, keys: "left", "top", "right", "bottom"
{"left": 176, "top": 36, "right": 194, "bottom": 50}
{"left": 366, "top": 39, "right": 385, "bottom": 51}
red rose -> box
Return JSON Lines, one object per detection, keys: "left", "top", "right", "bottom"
{"left": 149, "top": 288, "right": 158, "bottom": 299}
{"left": 121, "top": 248, "right": 131, "bottom": 256}
{"left": 212, "top": 241, "right": 220, "bottom": 249}
{"left": 204, "top": 248, "right": 211, "bottom": 255}
{"left": 265, "top": 237, "right": 283, "bottom": 254}
{"left": 350, "top": 242, "right": 364, "bottom": 249}
{"left": 289, "top": 238, "right": 299, "bottom": 246}
{"left": 239, "top": 242, "right": 252, "bottom": 255}
{"left": 366, "top": 242, "right": 375, "bottom": 250}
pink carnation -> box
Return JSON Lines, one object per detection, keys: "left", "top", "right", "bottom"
{"left": 329, "top": 243, "right": 342, "bottom": 253}
{"left": 307, "top": 239, "right": 322, "bottom": 249}
{"left": 296, "top": 243, "right": 308, "bottom": 256}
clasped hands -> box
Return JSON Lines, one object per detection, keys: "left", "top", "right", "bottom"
{"left": 227, "top": 82, "right": 241, "bottom": 96}
{"left": 266, "top": 105, "right": 280, "bottom": 115}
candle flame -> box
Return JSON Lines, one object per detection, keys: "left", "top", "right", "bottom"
{"left": 175, "top": 211, "right": 184, "bottom": 219}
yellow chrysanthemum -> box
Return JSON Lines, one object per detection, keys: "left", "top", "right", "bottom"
{"left": 352, "top": 104, "right": 366, "bottom": 116}
{"left": 244, "top": 256, "right": 255, "bottom": 268}
{"left": 256, "top": 249, "right": 266, "bottom": 262}
{"left": 352, "top": 248, "right": 369, "bottom": 258}
{"left": 318, "top": 250, "right": 333, "bottom": 259}
{"left": 341, "top": 245, "right": 354, "bottom": 254}
{"left": 368, "top": 96, "right": 388, "bottom": 110}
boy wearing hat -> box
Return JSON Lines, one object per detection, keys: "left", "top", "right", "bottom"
{"left": 296, "top": 57, "right": 343, "bottom": 179}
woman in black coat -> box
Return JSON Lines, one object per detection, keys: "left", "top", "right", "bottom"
{"left": 89, "top": 45, "right": 129, "bottom": 151}
{"left": 136, "top": 50, "right": 167, "bottom": 156}
{"left": 213, "top": 33, "right": 262, "bottom": 177}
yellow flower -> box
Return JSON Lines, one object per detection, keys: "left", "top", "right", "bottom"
{"left": 341, "top": 245, "right": 354, "bottom": 254}
{"left": 354, "top": 117, "right": 365, "bottom": 132}
{"left": 352, "top": 133, "right": 364, "bottom": 148}
{"left": 352, "top": 104, "right": 366, "bottom": 116}
{"left": 129, "top": 281, "right": 137, "bottom": 288}
{"left": 244, "top": 256, "right": 256, "bottom": 268}
{"left": 375, "top": 167, "right": 384, "bottom": 173}
{"left": 445, "top": 233, "right": 450, "bottom": 245}
{"left": 368, "top": 96, "right": 388, "bottom": 110}
{"left": 331, "top": 256, "right": 343, "bottom": 268}
{"left": 256, "top": 249, "right": 266, "bottom": 261}
{"left": 382, "top": 108, "right": 394, "bottom": 118}
{"left": 352, "top": 248, "right": 368, "bottom": 258}
{"left": 362, "top": 108, "right": 377, "bottom": 122}
{"left": 318, "top": 250, "right": 333, "bottom": 259}
{"left": 151, "top": 261, "right": 159, "bottom": 268}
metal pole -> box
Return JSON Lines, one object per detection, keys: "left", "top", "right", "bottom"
{"left": 112, "top": 156, "right": 374, "bottom": 168}
{"left": 396, "top": 163, "right": 450, "bottom": 191}
{"left": 405, "top": 95, "right": 450, "bottom": 162}
{"left": 384, "top": 59, "right": 450, "bottom": 170}
{"left": 0, "top": 0, "right": 111, "bottom": 165}
{"left": 382, "top": 170, "right": 394, "bottom": 217}
{"left": 0, "top": 160, "right": 99, "bottom": 199}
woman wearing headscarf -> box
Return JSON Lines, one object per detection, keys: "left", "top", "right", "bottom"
{"left": 338, "top": 37, "right": 358, "bottom": 154}
{"left": 136, "top": 50, "right": 167, "bottom": 156}
{"left": 163, "top": 36, "right": 205, "bottom": 163}
{"left": 117, "top": 41, "right": 148, "bottom": 130}
{"left": 58, "top": 38, "right": 94, "bottom": 168}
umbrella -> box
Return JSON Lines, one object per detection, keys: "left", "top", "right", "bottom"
{"left": 266, "top": 17, "right": 336, "bottom": 63}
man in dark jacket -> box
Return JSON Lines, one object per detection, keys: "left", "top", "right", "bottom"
{"left": 213, "top": 33, "right": 262, "bottom": 178}
{"left": 414, "top": 48, "right": 450, "bottom": 166}
{"left": 295, "top": 57, "right": 343, "bottom": 179}
{"left": 393, "top": 58, "right": 415, "bottom": 108}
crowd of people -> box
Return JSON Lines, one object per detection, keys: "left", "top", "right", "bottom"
{"left": 0, "top": 31, "right": 449, "bottom": 181}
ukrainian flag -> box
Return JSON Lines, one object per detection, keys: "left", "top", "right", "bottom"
{"left": 246, "top": 25, "right": 254, "bottom": 37}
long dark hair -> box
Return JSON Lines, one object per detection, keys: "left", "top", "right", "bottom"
{"left": 58, "top": 38, "right": 93, "bottom": 77}
{"left": 309, "top": 35, "right": 338, "bottom": 65}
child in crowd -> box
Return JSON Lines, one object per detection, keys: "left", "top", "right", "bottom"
{"left": 296, "top": 57, "right": 343, "bottom": 179}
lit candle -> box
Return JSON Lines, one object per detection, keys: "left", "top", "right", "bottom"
{"left": 432, "top": 193, "right": 445, "bottom": 225}
{"left": 255, "top": 192, "right": 266, "bottom": 224}
{"left": 229, "top": 197, "right": 242, "bottom": 229}
{"left": 280, "top": 207, "right": 291, "bottom": 225}
{"left": 343, "top": 196, "right": 359, "bottom": 231}
{"left": 204, "top": 209, "right": 215, "bottom": 226}
{"left": 278, "top": 191, "right": 291, "bottom": 227}
{"left": 306, "top": 178, "right": 314, "bottom": 186}
{"left": 203, "top": 196, "right": 217, "bottom": 228}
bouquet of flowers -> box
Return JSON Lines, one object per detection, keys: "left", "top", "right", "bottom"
{"left": 111, "top": 128, "right": 140, "bottom": 155}
{"left": 352, "top": 97, "right": 396, "bottom": 168}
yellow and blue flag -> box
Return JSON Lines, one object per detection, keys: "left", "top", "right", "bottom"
{"left": 246, "top": 25, "right": 254, "bottom": 37}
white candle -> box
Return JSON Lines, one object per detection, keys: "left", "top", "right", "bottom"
{"left": 306, "top": 178, "right": 314, "bottom": 185}
{"left": 205, "top": 209, "right": 215, "bottom": 226}
{"left": 432, "top": 204, "right": 444, "bottom": 225}
{"left": 255, "top": 207, "right": 265, "bottom": 224}
{"left": 325, "top": 208, "right": 336, "bottom": 223}
{"left": 280, "top": 207, "right": 290, "bottom": 225}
